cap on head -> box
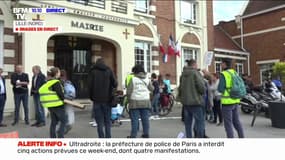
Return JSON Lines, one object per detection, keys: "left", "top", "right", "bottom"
{"left": 222, "top": 58, "right": 232, "bottom": 68}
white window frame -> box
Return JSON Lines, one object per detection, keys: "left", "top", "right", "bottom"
{"left": 135, "top": 41, "right": 152, "bottom": 73}
{"left": 134, "top": 0, "right": 149, "bottom": 14}
{"left": 0, "top": 21, "right": 3, "bottom": 68}
{"left": 215, "top": 61, "right": 222, "bottom": 73}
{"left": 236, "top": 63, "right": 244, "bottom": 75}
{"left": 180, "top": 0, "right": 198, "bottom": 25}
{"left": 259, "top": 63, "right": 274, "bottom": 84}
{"left": 181, "top": 47, "right": 198, "bottom": 69}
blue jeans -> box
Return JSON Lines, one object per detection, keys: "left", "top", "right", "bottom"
{"left": 184, "top": 105, "right": 205, "bottom": 138}
{"left": 49, "top": 106, "right": 66, "bottom": 138}
{"left": 151, "top": 93, "right": 160, "bottom": 115}
{"left": 93, "top": 103, "right": 111, "bottom": 138}
{"left": 129, "top": 108, "right": 150, "bottom": 138}
{"left": 0, "top": 95, "right": 6, "bottom": 124}
{"left": 33, "top": 94, "right": 45, "bottom": 124}
{"left": 222, "top": 104, "right": 245, "bottom": 138}
{"left": 14, "top": 93, "right": 29, "bottom": 122}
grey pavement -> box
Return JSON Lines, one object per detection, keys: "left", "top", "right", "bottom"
{"left": 0, "top": 104, "right": 284, "bottom": 138}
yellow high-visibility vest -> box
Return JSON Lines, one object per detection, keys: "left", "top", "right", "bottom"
{"left": 125, "top": 74, "right": 134, "bottom": 88}
{"left": 39, "top": 79, "right": 64, "bottom": 108}
{"left": 221, "top": 69, "right": 240, "bottom": 105}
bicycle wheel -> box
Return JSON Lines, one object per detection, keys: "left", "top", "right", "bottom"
{"left": 158, "top": 105, "right": 170, "bottom": 116}
{"left": 158, "top": 95, "right": 174, "bottom": 116}
{"left": 168, "top": 94, "right": 175, "bottom": 111}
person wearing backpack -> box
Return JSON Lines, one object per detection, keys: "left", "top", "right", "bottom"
{"left": 60, "top": 70, "right": 76, "bottom": 134}
{"left": 218, "top": 58, "right": 245, "bottom": 138}
{"left": 158, "top": 75, "right": 170, "bottom": 108}
{"left": 150, "top": 73, "right": 160, "bottom": 119}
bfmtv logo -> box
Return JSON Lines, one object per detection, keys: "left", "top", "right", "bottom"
{"left": 32, "top": 14, "right": 44, "bottom": 21}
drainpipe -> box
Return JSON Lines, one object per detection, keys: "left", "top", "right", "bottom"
{"left": 240, "top": 16, "right": 250, "bottom": 76}
{"left": 240, "top": 16, "right": 244, "bottom": 50}
{"left": 247, "top": 53, "right": 250, "bottom": 75}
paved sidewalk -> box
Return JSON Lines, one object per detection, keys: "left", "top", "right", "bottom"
{"left": 0, "top": 105, "right": 284, "bottom": 138}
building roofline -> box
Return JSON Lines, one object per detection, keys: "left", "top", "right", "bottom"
{"left": 216, "top": 25, "right": 246, "bottom": 52}
{"left": 214, "top": 48, "right": 249, "bottom": 56}
{"left": 239, "top": 1, "right": 249, "bottom": 16}
{"left": 242, "top": 4, "right": 285, "bottom": 19}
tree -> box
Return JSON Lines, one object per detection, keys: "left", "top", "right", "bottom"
{"left": 272, "top": 62, "right": 285, "bottom": 95}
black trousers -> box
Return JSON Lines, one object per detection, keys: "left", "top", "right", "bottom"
{"left": 49, "top": 106, "right": 66, "bottom": 138}
{"left": 213, "top": 99, "right": 223, "bottom": 123}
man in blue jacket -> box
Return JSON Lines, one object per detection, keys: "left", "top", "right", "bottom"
{"left": 0, "top": 68, "right": 7, "bottom": 127}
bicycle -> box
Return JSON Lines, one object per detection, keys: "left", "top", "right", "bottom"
{"left": 158, "top": 93, "right": 175, "bottom": 116}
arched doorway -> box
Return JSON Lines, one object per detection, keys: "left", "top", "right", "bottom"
{"left": 49, "top": 35, "right": 117, "bottom": 98}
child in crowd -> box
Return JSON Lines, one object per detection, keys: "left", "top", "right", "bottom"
{"left": 151, "top": 73, "right": 160, "bottom": 119}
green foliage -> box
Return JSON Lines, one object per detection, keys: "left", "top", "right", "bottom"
{"left": 273, "top": 62, "right": 285, "bottom": 79}
{"left": 273, "top": 62, "right": 285, "bottom": 90}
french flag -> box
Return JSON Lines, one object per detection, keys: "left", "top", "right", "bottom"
{"left": 159, "top": 42, "right": 168, "bottom": 63}
{"left": 168, "top": 35, "right": 176, "bottom": 56}
{"left": 159, "top": 42, "right": 165, "bottom": 54}
{"left": 163, "top": 53, "right": 168, "bottom": 63}
{"left": 175, "top": 41, "right": 181, "bottom": 57}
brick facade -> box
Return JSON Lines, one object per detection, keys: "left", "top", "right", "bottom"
{"left": 244, "top": 29, "right": 285, "bottom": 83}
{"left": 156, "top": 0, "right": 176, "bottom": 83}
{"left": 1, "top": 0, "right": 213, "bottom": 87}
{"left": 3, "top": 27, "right": 21, "bottom": 77}
{"left": 207, "top": 0, "right": 214, "bottom": 51}
{"left": 181, "top": 33, "right": 200, "bottom": 45}
{"left": 242, "top": 9, "right": 285, "bottom": 34}
{"left": 218, "top": 4, "right": 285, "bottom": 84}
{"left": 47, "top": 39, "right": 55, "bottom": 69}
{"left": 135, "top": 24, "right": 153, "bottom": 37}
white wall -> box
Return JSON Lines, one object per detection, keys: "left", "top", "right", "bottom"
{"left": 1, "top": 0, "right": 139, "bottom": 118}
{"left": 21, "top": 10, "right": 136, "bottom": 90}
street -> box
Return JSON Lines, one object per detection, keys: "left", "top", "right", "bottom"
{"left": 0, "top": 104, "right": 284, "bottom": 138}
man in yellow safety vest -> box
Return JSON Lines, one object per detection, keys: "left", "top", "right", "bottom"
{"left": 218, "top": 58, "right": 245, "bottom": 138}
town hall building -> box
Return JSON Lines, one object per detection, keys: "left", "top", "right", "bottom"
{"left": 0, "top": 0, "right": 213, "bottom": 115}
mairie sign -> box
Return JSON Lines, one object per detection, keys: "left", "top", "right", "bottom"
{"left": 71, "top": 20, "right": 104, "bottom": 32}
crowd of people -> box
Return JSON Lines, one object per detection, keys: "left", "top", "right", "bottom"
{"left": 0, "top": 65, "right": 77, "bottom": 138}
{"left": 178, "top": 58, "right": 245, "bottom": 138}
{"left": 0, "top": 57, "right": 254, "bottom": 138}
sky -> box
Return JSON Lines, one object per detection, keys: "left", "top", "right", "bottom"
{"left": 213, "top": 0, "right": 248, "bottom": 24}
